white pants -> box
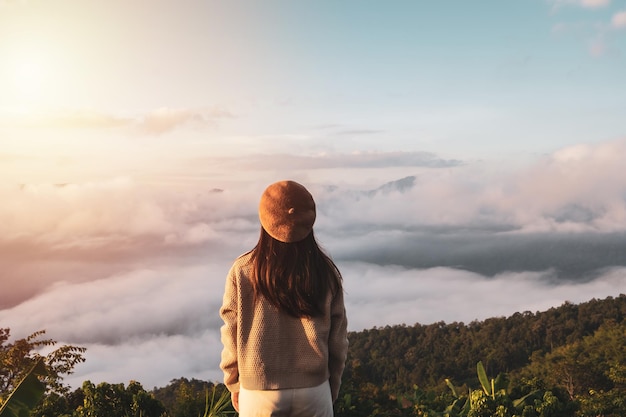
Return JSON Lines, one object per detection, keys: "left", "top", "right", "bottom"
{"left": 239, "top": 381, "right": 333, "bottom": 417}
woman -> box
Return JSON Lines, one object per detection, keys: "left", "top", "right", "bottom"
{"left": 220, "top": 180, "right": 348, "bottom": 417}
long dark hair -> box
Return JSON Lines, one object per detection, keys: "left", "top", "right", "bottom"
{"left": 250, "top": 228, "right": 342, "bottom": 318}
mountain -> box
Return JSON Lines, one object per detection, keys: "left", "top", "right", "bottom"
{"left": 365, "top": 175, "right": 417, "bottom": 197}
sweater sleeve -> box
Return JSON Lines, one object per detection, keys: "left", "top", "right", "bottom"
{"left": 219, "top": 265, "right": 240, "bottom": 393}
{"left": 328, "top": 288, "right": 348, "bottom": 402}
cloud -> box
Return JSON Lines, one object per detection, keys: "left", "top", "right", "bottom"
{"left": 341, "top": 263, "right": 626, "bottom": 330}
{"left": 548, "top": 0, "right": 610, "bottom": 10}
{"left": 1, "top": 138, "right": 626, "bottom": 389}
{"left": 191, "top": 151, "right": 462, "bottom": 171}
{"left": 329, "top": 228, "right": 626, "bottom": 280}
{"left": 612, "top": 11, "right": 626, "bottom": 28}
{"left": 0, "top": 178, "right": 257, "bottom": 249}
{"left": 0, "top": 107, "right": 234, "bottom": 134}
{"left": 549, "top": 19, "right": 614, "bottom": 58}
{"left": 587, "top": 37, "right": 608, "bottom": 56}
{"left": 0, "top": 262, "right": 229, "bottom": 389}
{"left": 335, "top": 129, "right": 385, "bottom": 136}
{"left": 580, "top": 0, "right": 610, "bottom": 8}
{"left": 1, "top": 137, "right": 625, "bottom": 281}
{"left": 2, "top": 137, "right": 625, "bottom": 269}
{"left": 548, "top": 2, "right": 626, "bottom": 57}
{"left": 314, "top": 139, "right": 626, "bottom": 235}
{"left": 1, "top": 179, "right": 171, "bottom": 244}
{"left": 0, "top": 178, "right": 259, "bottom": 308}
{"left": 65, "top": 331, "right": 222, "bottom": 390}
{"left": 1, "top": 264, "right": 225, "bottom": 345}
{"left": 2, "top": 258, "right": 624, "bottom": 389}
{"left": 137, "top": 107, "right": 234, "bottom": 135}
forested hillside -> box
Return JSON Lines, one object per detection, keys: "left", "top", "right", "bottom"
{"left": 344, "top": 294, "right": 626, "bottom": 393}
{"left": 338, "top": 293, "right": 626, "bottom": 415}
{"left": 3, "top": 294, "right": 624, "bottom": 416}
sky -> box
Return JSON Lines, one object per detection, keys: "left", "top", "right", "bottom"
{"left": 1, "top": 0, "right": 626, "bottom": 391}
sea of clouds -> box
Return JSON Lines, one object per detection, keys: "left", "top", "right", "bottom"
{"left": 1, "top": 138, "right": 626, "bottom": 389}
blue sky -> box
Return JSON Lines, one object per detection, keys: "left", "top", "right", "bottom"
{"left": 196, "top": 0, "right": 625, "bottom": 157}
{"left": 1, "top": 0, "right": 626, "bottom": 390}
{"left": 1, "top": 0, "right": 625, "bottom": 167}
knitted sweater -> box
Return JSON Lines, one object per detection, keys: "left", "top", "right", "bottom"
{"left": 219, "top": 252, "right": 349, "bottom": 401}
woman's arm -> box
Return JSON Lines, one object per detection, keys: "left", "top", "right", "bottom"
{"left": 219, "top": 265, "right": 240, "bottom": 394}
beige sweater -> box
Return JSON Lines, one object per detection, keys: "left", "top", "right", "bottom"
{"left": 219, "top": 252, "right": 349, "bottom": 401}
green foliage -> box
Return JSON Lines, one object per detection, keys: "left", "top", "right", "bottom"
{"left": 3, "top": 294, "right": 624, "bottom": 417}
{"left": 33, "top": 389, "right": 84, "bottom": 417}
{"left": 0, "top": 328, "right": 86, "bottom": 400}
{"left": 334, "top": 393, "right": 357, "bottom": 416}
{"left": 152, "top": 378, "right": 236, "bottom": 417}
{"left": 338, "top": 294, "right": 625, "bottom": 415}
{"left": 441, "top": 361, "right": 571, "bottom": 417}
{"left": 518, "top": 319, "right": 626, "bottom": 417}
{"left": 0, "top": 358, "right": 47, "bottom": 417}
{"left": 34, "top": 377, "right": 235, "bottom": 417}
{"left": 75, "top": 380, "right": 165, "bottom": 417}
{"left": 476, "top": 362, "right": 492, "bottom": 398}
{"left": 441, "top": 381, "right": 469, "bottom": 417}
{"left": 202, "top": 385, "right": 234, "bottom": 417}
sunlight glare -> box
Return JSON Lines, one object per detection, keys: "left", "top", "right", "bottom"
{"left": 3, "top": 37, "right": 72, "bottom": 112}
{"left": 11, "top": 49, "right": 49, "bottom": 102}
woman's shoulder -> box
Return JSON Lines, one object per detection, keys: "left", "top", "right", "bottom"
{"left": 229, "top": 250, "right": 254, "bottom": 272}
{"left": 235, "top": 250, "right": 254, "bottom": 263}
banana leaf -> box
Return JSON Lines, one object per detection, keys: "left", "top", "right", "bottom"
{"left": 0, "top": 358, "right": 47, "bottom": 417}
{"left": 476, "top": 361, "right": 492, "bottom": 396}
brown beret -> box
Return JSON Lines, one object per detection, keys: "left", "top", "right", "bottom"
{"left": 259, "top": 180, "right": 316, "bottom": 243}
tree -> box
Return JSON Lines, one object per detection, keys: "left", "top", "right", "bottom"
{"left": 75, "top": 380, "right": 166, "bottom": 417}
{"left": 152, "top": 378, "right": 235, "bottom": 417}
{"left": 0, "top": 328, "right": 86, "bottom": 401}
